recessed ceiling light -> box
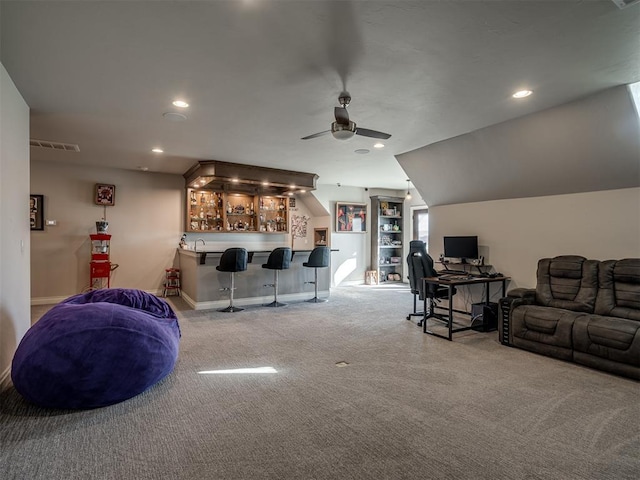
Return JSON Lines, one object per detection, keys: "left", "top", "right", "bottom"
{"left": 163, "top": 112, "right": 187, "bottom": 121}
{"left": 151, "top": 148, "right": 163, "bottom": 153}
{"left": 299, "top": 189, "right": 306, "bottom": 193}
{"left": 231, "top": 178, "right": 239, "bottom": 183}
{"left": 172, "top": 100, "right": 189, "bottom": 108}
{"left": 512, "top": 90, "right": 533, "bottom": 98}
{"left": 289, "top": 184, "right": 296, "bottom": 189}
{"left": 355, "top": 149, "right": 370, "bottom": 154}
{"left": 262, "top": 181, "right": 269, "bottom": 186}
{"left": 373, "top": 143, "right": 384, "bottom": 149}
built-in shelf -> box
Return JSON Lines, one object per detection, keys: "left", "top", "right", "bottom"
{"left": 371, "top": 195, "right": 404, "bottom": 283}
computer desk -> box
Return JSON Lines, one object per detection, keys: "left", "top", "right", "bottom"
{"left": 422, "top": 274, "right": 510, "bottom": 341}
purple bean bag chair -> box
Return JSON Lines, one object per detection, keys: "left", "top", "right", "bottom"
{"left": 11, "top": 288, "right": 181, "bottom": 409}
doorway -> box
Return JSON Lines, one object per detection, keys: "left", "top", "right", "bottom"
{"left": 412, "top": 208, "right": 429, "bottom": 249}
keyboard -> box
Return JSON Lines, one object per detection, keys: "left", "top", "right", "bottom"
{"left": 438, "top": 269, "right": 467, "bottom": 275}
{"left": 439, "top": 274, "right": 472, "bottom": 280}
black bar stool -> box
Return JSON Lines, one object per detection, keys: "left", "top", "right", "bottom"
{"left": 303, "top": 246, "right": 330, "bottom": 303}
{"left": 216, "top": 248, "right": 248, "bottom": 312}
{"left": 262, "top": 247, "right": 291, "bottom": 307}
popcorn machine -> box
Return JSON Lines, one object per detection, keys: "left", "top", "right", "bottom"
{"left": 90, "top": 233, "right": 112, "bottom": 289}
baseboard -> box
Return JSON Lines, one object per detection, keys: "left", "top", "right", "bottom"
{"left": 336, "top": 280, "right": 365, "bottom": 286}
{"left": 31, "top": 295, "right": 69, "bottom": 306}
{"left": 182, "top": 290, "right": 330, "bottom": 311}
{"left": 0, "top": 366, "right": 11, "bottom": 390}
{"left": 31, "top": 289, "right": 164, "bottom": 306}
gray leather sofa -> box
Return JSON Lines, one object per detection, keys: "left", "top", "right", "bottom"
{"left": 499, "top": 256, "right": 640, "bottom": 380}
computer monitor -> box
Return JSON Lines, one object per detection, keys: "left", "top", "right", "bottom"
{"left": 443, "top": 236, "right": 479, "bottom": 262}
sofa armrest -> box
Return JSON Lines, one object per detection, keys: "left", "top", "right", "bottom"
{"left": 499, "top": 289, "right": 536, "bottom": 345}
{"left": 505, "top": 288, "right": 536, "bottom": 301}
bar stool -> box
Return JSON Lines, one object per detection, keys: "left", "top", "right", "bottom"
{"left": 303, "top": 246, "right": 330, "bottom": 303}
{"left": 262, "top": 247, "right": 291, "bottom": 307}
{"left": 216, "top": 248, "right": 248, "bottom": 312}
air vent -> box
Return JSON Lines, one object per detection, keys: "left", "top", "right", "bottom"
{"left": 611, "top": 0, "right": 640, "bottom": 9}
{"left": 29, "top": 139, "right": 80, "bottom": 152}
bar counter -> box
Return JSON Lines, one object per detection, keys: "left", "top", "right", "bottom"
{"left": 177, "top": 247, "right": 332, "bottom": 310}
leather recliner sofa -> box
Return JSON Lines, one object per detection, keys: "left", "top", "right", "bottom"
{"left": 499, "top": 255, "right": 640, "bottom": 380}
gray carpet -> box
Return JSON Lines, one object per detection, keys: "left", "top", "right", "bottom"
{"left": 1, "top": 285, "right": 638, "bottom": 479}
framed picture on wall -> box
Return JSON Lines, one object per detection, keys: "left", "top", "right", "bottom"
{"left": 30, "top": 194, "right": 44, "bottom": 231}
{"left": 95, "top": 183, "right": 115, "bottom": 206}
{"left": 336, "top": 202, "right": 367, "bottom": 233}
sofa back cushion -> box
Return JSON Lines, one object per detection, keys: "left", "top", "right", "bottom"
{"left": 595, "top": 259, "right": 640, "bottom": 320}
{"left": 536, "top": 255, "right": 598, "bottom": 313}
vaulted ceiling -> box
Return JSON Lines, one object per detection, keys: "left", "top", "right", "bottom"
{"left": 1, "top": 1, "right": 639, "bottom": 191}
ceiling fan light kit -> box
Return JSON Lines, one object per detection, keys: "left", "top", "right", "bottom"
{"left": 331, "top": 121, "right": 356, "bottom": 140}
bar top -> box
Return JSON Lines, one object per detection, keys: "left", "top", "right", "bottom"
{"left": 178, "top": 247, "right": 337, "bottom": 265}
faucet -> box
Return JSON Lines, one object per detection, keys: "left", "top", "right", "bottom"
{"left": 194, "top": 238, "right": 205, "bottom": 250}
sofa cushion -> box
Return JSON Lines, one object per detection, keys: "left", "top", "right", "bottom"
{"left": 535, "top": 256, "right": 598, "bottom": 313}
{"left": 11, "top": 289, "right": 180, "bottom": 409}
{"left": 511, "top": 305, "right": 582, "bottom": 349}
{"left": 573, "top": 315, "right": 640, "bottom": 368}
{"left": 595, "top": 259, "right": 640, "bottom": 320}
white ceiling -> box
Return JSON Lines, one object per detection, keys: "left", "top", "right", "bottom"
{"left": 1, "top": 0, "right": 639, "bottom": 190}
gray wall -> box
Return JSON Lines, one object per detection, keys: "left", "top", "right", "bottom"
{"left": 30, "top": 161, "right": 185, "bottom": 303}
{"left": 397, "top": 86, "right": 640, "bottom": 207}
{"left": 0, "top": 64, "right": 30, "bottom": 383}
{"left": 397, "top": 86, "right": 640, "bottom": 305}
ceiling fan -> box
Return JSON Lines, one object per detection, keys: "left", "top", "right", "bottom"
{"left": 301, "top": 92, "right": 391, "bottom": 141}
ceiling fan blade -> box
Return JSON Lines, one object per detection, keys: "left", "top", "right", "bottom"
{"left": 355, "top": 127, "right": 391, "bottom": 140}
{"left": 301, "top": 130, "right": 331, "bottom": 140}
{"left": 334, "top": 106, "right": 350, "bottom": 125}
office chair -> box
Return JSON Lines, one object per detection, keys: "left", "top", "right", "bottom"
{"left": 406, "top": 240, "right": 455, "bottom": 326}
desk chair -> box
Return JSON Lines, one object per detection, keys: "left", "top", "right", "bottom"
{"left": 406, "top": 240, "right": 455, "bottom": 326}
{"left": 262, "top": 247, "right": 291, "bottom": 307}
{"left": 216, "top": 248, "right": 248, "bottom": 312}
{"left": 303, "top": 246, "right": 330, "bottom": 303}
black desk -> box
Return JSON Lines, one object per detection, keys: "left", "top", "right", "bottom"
{"left": 422, "top": 275, "right": 510, "bottom": 340}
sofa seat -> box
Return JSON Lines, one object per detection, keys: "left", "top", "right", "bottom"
{"left": 572, "top": 315, "right": 640, "bottom": 379}
{"left": 511, "top": 305, "right": 583, "bottom": 360}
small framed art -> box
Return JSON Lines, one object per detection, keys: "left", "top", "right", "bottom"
{"left": 30, "top": 194, "right": 44, "bottom": 231}
{"left": 336, "top": 202, "right": 367, "bottom": 233}
{"left": 95, "top": 184, "right": 115, "bottom": 206}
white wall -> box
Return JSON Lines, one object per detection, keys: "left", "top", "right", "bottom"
{"left": 0, "top": 64, "right": 30, "bottom": 383}
{"left": 30, "top": 161, "right": 184, "bottom": 303}
{"left": 312, "top": 185, "right": 369, "bottom": 285}
{"left": 312, "top": 185, "right": 404, "bottom": 285}
{"left": 430, "top": 187, "right": 640, "bottom": 293}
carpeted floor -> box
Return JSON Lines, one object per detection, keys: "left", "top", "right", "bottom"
{"left": 1, "top": 285, "right": 638, "bottom": 479}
